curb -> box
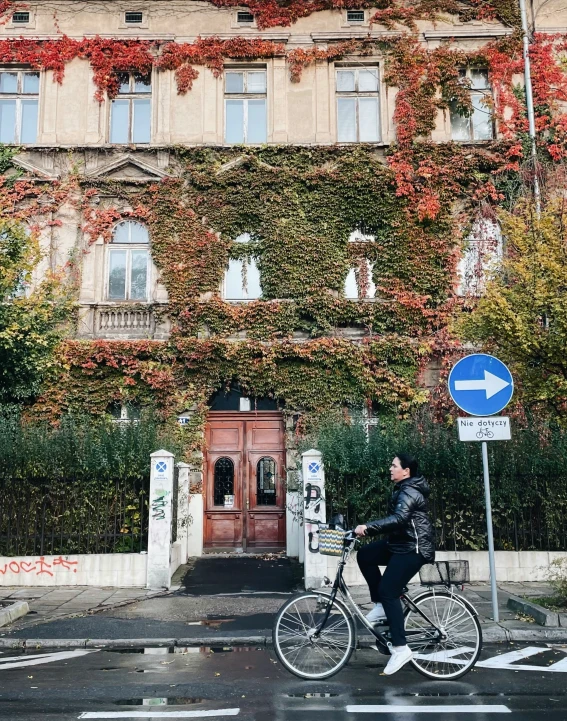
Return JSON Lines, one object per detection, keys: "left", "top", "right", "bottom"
{"left": 507, "top": 594, "right": 566, "bottom": 628}
{"left": 0, "top": 601, "right": 29, "bottom": 628}
{"left": 0, "top": 636, "right": 270, "bottom": 650}
{"left": 3, "top": 628, "right": 567, "bottom": 650}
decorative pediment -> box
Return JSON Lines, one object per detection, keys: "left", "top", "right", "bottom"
{"left": 10, "top": 157, "right": 60, "bottom": 181}
{"left": 85, "top": 155, "right": 169, "bottom": 182}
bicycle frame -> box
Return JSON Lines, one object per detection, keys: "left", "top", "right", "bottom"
{"left": 313, "top": 535, "right": 447, "bottom": 653}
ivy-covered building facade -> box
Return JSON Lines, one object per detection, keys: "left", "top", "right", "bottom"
{"left": 2, "top": 0, "right": 566, "bottom": 551}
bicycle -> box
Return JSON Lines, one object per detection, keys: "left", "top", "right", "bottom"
{"left": 476, "top": 428, "right": 495, "bottom": 439}
{"left": 273, "top": 526, "right": 482, "bottom": 681}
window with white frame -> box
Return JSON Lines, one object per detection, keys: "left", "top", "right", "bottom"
{"left": 450, "top": 68, "right": 494, "bottom": 142}
{"left": 109, "top": 402, "right": 141, "bottom": 424}
{"left": 107, "top": 221, "right": 150, "bottom": 301}
{"left": 223, "top": 233, "right": 262, "bottom": 301}
{"left": 225, "top": 69, "right": 267, "bottom": 144}
{"left": 110, "top": 72, "right": 151, "bottom": 144}
{"left": 0, "top": 70, "right": 39, "bottom": 144}
{"left": 336, "top": 67, "right": 380, "bottom": 143}
{"left": 344, "top": 229, "right": 377, "bottom": 299}
{"left": 457, "top": 218, "right": 502, "bottom": 296}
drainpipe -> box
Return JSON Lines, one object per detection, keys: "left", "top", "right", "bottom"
{"left": 519, "top": 0, "right": 541, "bottom": 215}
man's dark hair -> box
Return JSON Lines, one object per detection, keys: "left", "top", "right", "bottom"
{"left": 396, "top": 453, "right": 419, "bottom": 477}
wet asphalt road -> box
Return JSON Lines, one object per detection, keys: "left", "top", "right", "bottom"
{"left": 1, "top": 643, "right": 567, "bottom": 720}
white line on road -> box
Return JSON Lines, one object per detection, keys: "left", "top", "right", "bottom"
{"left": 79, "top": 711, "right": 240, "bottom": 719}
{"left": 476, "top": 646, "right": 567, "bottom": 672}
{"left": 0, "top": 649, "right": 98, "bottom": 670}
{"left": 346, "top": 705, "right": 511, "bottom": 714}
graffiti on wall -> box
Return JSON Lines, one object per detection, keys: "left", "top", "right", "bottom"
{"left": 0, "top": 556, "right": 79, "bottom": 578}
{"left": 151, "top": 490, "right": 170, "bottom": 521}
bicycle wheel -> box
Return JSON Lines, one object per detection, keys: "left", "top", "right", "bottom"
{"left": 273, "top": 592, "right": 355, "bottom": 680}
{"left": 404, "top": 590, "right": 482, "bottom": 680}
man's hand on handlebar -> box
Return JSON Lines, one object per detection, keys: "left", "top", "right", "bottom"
{"left": 354, "top": 524, "right": 367, "bottom": 537}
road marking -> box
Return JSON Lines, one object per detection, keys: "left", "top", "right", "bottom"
{"left": 476, "top": 646, "right": 567, "bottom": 673}
{"left": 0, "top": 649, "right": 98, "bottom": 670}
{"left": 346, "top": 705, "right": 511, "bottom": 714}
{"left": 79, "top": 711, "right": 240, "bottom": 719}
{"left": 413, "top": 646, "right": 475, "bottom": 665}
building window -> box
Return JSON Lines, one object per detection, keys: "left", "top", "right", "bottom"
{"left": 237, "top": 11, "right": 254, "bottom": 23}
{"left": 110, "top": 402, "right": 141, "bottom": 424}
{"left": 344, "top": 230, "right": 377, "bottom": 299}
{"left": 257, "top": 457, "right": 277, "bottom": 506}
{"left": 450, "top": 68, "right": 493, "bottom": 142}
{"left": 346, "top": 10, "right": 365, "bottom": 23}
{"left": 457, "top": 218, "right": 502, "bottom": 296}
{"left": 124, "top": 11, "right": 143, "bottom": 23}
{"left": 107, "top": 221, "right": 150, "bottom": 301}
{"left": 214, "top": 457, "right": 235, "bottom": 506}
{"left": 110, "top": 72, "right": 151, "bottom": 144}
{"left": 0, "top": 70, "right": 39, "bottom": 144}
{"left": 223, "top": 233, "right": 262, "bottom": 300}
{"left": 12, "top": 11, "right": 31, "bottom": 23}
{"left": 336, "top": 67, "right": 380, "bottom": 143}
{"left": 225, "top": 69, "right": 267, "bottom": 144}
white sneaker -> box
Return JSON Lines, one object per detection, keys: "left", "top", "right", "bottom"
{"left": 366, "top": 602, "right": 387, "bottom": 624}
{"left": 383, "top": 645, "right": 413, "bottom": 675}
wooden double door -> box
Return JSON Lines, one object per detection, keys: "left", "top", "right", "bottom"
{"left": 204, "top": 412, "right": 286, "bottom": 551}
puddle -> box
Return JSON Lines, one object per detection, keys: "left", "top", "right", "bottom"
{"left": 110, "top": 646, "right": 258, "bottom": 655}
{"left": 112, "top": 648, "right": 175, "bottom": 654}
{"left": 115, "top": 698, "right": 204, "bottom": 706}
{"left": 287, "top": 693, "right": 339, "bottom": 698}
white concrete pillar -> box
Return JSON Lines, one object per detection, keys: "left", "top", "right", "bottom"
{"left": 286, "top": 490, "right": 300, "bottom": 558}
{"left": 187, "top": 494, "right": 204, "bottom": 557}
{"left": 302, "top": 449, "right": 326, "bottom": 589}
{"left": 177, "top": 462, "right": 190, "bottom": 564}
{"left": 147, "top": 450, "right": 175, "bottom": 590}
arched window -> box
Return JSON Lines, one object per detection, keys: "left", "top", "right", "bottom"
{"left": 457, "top": 218, "right": 502, "bottom": 296}
{"left": 344, "top": 229, "right": 376, "bottom": 300}
{"left": 223, "top": 233, "right": 262, "bottom": 301}
{"left": 214, "top": 457, "right": 235, "bottom": 506}
{"left": 107, "top": 221, "right": 150, "bottom": 301}
{"left": 257, "top": 457, "right": 277, "bottom": 506}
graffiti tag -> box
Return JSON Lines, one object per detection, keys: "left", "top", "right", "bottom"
{"left": 0, "top": 556, "right": 79, "bottom": 578}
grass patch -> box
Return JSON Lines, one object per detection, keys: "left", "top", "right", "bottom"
{"left": 524, "top": 595, "right": 567, "bottom": 612}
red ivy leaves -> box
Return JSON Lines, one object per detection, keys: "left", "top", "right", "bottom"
{"left": 157, "top": 37, "right": 286, "bottom": 94}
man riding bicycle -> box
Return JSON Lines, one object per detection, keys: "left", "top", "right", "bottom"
{"left": 355, "top": 453, "right": 435, "bottom": 675}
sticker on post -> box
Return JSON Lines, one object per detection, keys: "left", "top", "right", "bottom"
{"left": 458, "top": 416, "right": 511, "bottom": 442}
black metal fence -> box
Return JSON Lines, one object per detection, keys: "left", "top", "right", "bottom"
{"left": 0, "top": 476, "right": 149, "bottom": 556}
{"left": 324, "top": 472, "right": 567, "bottom": 553}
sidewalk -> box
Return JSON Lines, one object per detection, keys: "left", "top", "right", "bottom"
{"left": 0, "top": 563, "right": 565, "bottom": 649}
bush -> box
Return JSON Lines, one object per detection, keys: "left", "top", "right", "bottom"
{"left": 547, "top": 558, "right": 567, "bottom": 605}
{"left": 310, "top": 414, "right": 567, "bottom": 552}
{"left": 0, "top": 411, "right": 183, "bottom": 555}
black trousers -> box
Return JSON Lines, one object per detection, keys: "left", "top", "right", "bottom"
{"left": 356, "top": 538, "right": 425, "bottom": 646}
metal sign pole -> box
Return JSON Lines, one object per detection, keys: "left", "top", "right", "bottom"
{"left": 481, "top": 441, "right": 499, "bottom": 623}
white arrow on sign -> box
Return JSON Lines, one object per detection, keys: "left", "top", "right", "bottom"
{"left": 454, "top": 370, "right": 510, "bottom": 399}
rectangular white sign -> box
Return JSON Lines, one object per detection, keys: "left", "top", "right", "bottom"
{"left": 458, "top": 416, "right": 511, "bottom": 442}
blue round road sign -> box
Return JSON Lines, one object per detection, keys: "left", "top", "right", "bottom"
{"left": 448, "top": 354, "right": 513, "bottom": 416}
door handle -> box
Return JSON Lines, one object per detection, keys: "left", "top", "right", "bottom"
{"left": 246, "top": 499, "right": 249, "bottom": 510}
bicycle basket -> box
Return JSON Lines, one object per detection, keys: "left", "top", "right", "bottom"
{"left": 419, "top": 560, "right": 470, "bottom": 587}
{"left": 318, "top": 528, "right": 344, "bottom": 557}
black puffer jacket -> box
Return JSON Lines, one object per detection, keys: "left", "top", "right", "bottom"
{"left": 365, "top": 476, "right": 435, "bottom": 562}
